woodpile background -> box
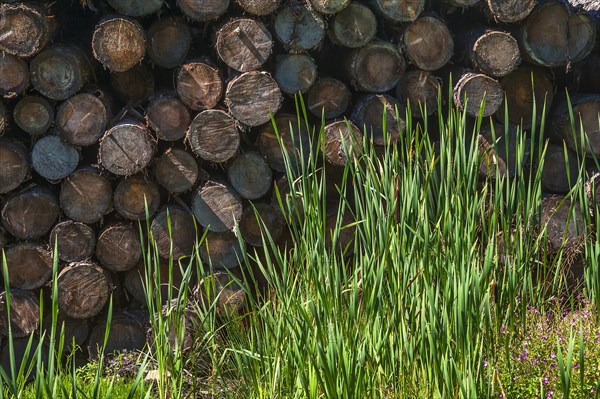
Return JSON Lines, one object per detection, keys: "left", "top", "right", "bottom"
{"left": 0, "top": 0, "right": 599, "bottom": 363}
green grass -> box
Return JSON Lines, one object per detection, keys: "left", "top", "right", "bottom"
{"left": 1, "top": 89, "right": 600, "bottom": 398}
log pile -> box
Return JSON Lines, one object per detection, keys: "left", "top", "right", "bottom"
{"left": 0, "top": 0, "right": 599, "bottom": 363}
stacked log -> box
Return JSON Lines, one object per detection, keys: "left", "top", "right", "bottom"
{"left": 0, "top": 0, "right": 599, "bottom": 364}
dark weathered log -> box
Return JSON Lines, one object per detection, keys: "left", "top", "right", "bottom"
{"left": 216, "top": 18, "right": 273, "bottom": 73}
{"left": 57, "top": 261, "right": 112, "bottom": 319}
{"left": 453, "top": 72, "right": 503, "bottom": 117}
{"left": 273, "top": 5, "right": 325, "bottom": 53}
{"left": 0, "top": 2, "right": 52, "bottom": 57}
{"left": 329, "top": 3, "right": 377, "bottom": 48}
{"left": 4, "top": 242, "right": 52, "bottom": 290}
{"left": 572, "top": 54, "right": 600, "bottom": 93}
{"left": 345, "top": 41, "right": 405, "bottom": 93}
{"left": 107, "top": 0, "right": 163, "bottom": 16}
{"left": 50, "top": 220, "right": 96, "bottom": 263}
{"left": 187, "top": 109, "right": 240, "bottom": 163}
{"left": 60, "top": 168, "right": 112, "bottom": 224}
{"left": 480, "top": 122, "right": 528, "bottom": 177}
{"left": 0, "top": 100, "right": 7, "bottom": 135}
{"left": 396, "top": 69, "right": 440, "bottom": 118}
{"left": 274, "top": 54, "right": 318, "bottom": 95}
{"left": 99, "top": 121, "right": 155, "bottom": 176}
{"left": 373, "top": 0, "right": 424, "bottom": 22}
{"left": 92, "top": 16, "right": 146, "bottom": 72}
{"left": 520, "top": 2, "right": 595, "bottom": 67}
{"left": 402, "top": 16, "right": 454, "bottom": 72}
{"left": 351, "top": 94, "right": 404, "bottom": 145}
{"left": 0, "top": 336, "right": 43, "bottom": 380}
{"left": 466, "top": 29, "right": 520, "bottom": 78}
{"left": 192, "top": 181, "right": 243, "bottom": 232}
{"left": 485, "top": 0, "right": 535, "bottom": 23}
{"left": 87, "top": 313, "right": 146, "bottom": 358}
{"left": 446, "top": 0, "right": 479, "bottom": 6}
{"left": 56, "top": 92, "right": 109, "bottom": 147}
{"left": 225, "top": 71, "right": 283, "bottom": 127}
{"left": 154, "top": 148, "right": 199, "bottom": 194}
{"left": 30, "top": 44, "right": 91, "bottom": 101}
{"left": 31, "top": 134, "right": 80, "bottom": 181}
{"left": 475, "top": 134, "right": 507, "bottom": 180}
{"left": 177, "top": 0, "right": 229, "bottom": 21}
{"left": 324, "top": 205, "right": 355, "bottom": 254}
{"left": 124, "top": 259, "right": 183, "bottom": 303}
{"left": 308, "top": 0, "right": 350, "bottom": 14}
{"left": 553, "top": 94, "right": 600, "bottom": 158}
{"left": 176, "top": 61, "right": 223, "bottom": 111}
{"left": 306, "top": 78, "right": 351, "bottom": 120}
{"left": 0, "top": 290, "right": 40, "bottom": 337}
{"left": 540, "top": 144, "right": 580, "bottom": 194}
{"left": 227, "top": 152, "right": 273, "bottom": 200}
{"left": 498, "top": 66, "right": 555, "bottom": 129}
{"left": 41, "top": 313, "right": 90, "bottom": 353}
{"left": 239, "top": 203, "right": 284, "bottom": 246}
{"left": 199, "top": 231, "right": 243, "bottom": 270}
{"left": 13, "top": 95, "right": 54, "bottom": 136}
{"left": 323, "top": 120, "right": 363, "bottom": 166}
{"left": 238, "top": 0, "right": 280, "bottom": 15}
{"left": 540, "top": 196, "right": 585, "bottom": 256}
{"left": 259, "top": 113, "right": 312, "bottom": 173}
{"left": 0, "top": 53, "right": 29, "bottom": 99}
{"left": 146, "top": 93, "right": 190, "bottom": 142}
{"left": 2, "top": 186, "right": 59, "bottom": 239}
{"left": 111, "top": 64, "right": 155, "bottom": 104}
{"left": 150, "top": 206, "right": 196, "bottom": 259}
{"left": 147, "top": 17, "right": 190, "bottom": 69}
{"left": 114, "top": 175, "right": 161, "bottom": 221}
{"left": 96, "top": 222, "right": 141, "bottom": 272}
{"left": 0, "top": 138, "right": 29, "bottom": 193}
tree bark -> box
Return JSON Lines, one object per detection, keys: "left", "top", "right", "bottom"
{"left": 154, "top": 148, "right": 199, "bottom": 194}
{"left": 2, "top": 186, "right": 59, "bottom": 239}
{"left": 187, "top": 109, "right": 240, "bottom": 163}
{"left": 113, "top": 175, "right": 161, "bottom": 221}
{"left": 227, "top": 151, "right": 273, "bottom": 200}
{"left": 31, "top": 134, "right": 80, "bottom": 181}
{"left": 50, "top": 220, "right": 96, "bottom": 263}
{"left": 99, "top": 121, "right": 155, "bottom": 176}
{"left": 192, "top": 181, "right": 243, "bottom": 232}
{"left": 92, "top": 16, "right": 146, "bottom": 72}
{"left": 30, "top": 44, "right": 91, "bottom": 101}
{"left": 225, "top": 71, "right": 283, "bottom": 127}
{"left": 216, "top": 18, "right": 273, "bottom": 73}
{"left": 4, "top": 242, "right": 53, "bottom": 290}
{"left": 176, "top": 61, "right": 223, "bottom": 111}
{"left": 345, "top": 41, "right": 405, "bottom": 92}
{"left": 273, "top": 5, "right": 325, "bottom": 53}
{"left": 96, "top": 222, "right": 141, "bottom": 272}
{"left": 13, "top": 95, "right": 54, "bottom": 136}
{"left": 147, "top": 17, "right": 191, "bottom": 69}
{"left": 60, "top": 167, "right": 113, "bottom": 224}
{"left": 57, "top": 261, "right": 112, "bottom": 319}
{"left": 0, "top": 138, "right": 29, "bottom": 194}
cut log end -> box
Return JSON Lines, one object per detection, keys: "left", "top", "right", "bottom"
{"left": 111, "top": 64, "right": 155, "bottom": 104}
{"left": 146, "top": 94, "right": 190, "bottom": 142}
{"left": 57, "top": 262, "right": 112, "bottom": 319}
{"left": 453, "top": 72, "right": 503, "bottom": 117}
{"left": 0, "top": 138, "right": 29, "bottom": 194}
{"left": 0, "top": 2, "right": 51, "bottom": 57}
{"left": 330, "top": 3, "right": 377, "bottom": 48}
{"left": 150, "top": 207, "right": 196, "bottom": 259}
{"left": 471, "top": 30, "right": 520, "bottom": 77}
{"left": 227, "top": 152, "right": 273, "bottom": 200}
{"left": 540, "top": 144, "right": 579, "bottom": 194}
{"left": 323, "top": 120, "right": 363, "bottom": 166}
{"left": 225, "top": 71, "right": 283, "bottom": 127}
{"left": 96, "top": 222, "right": 141, "bottom": 272}
{"left": 57, "top": 93, "right": 108, "bottom": 147}
{"left": 308, "top": 0, "right": 350, "bottom": 15}
{"left": 50, "top": 220, "right": 96, "bottom": 263}
{"left": 114, "top": 175, "right": 161, "bottom": 221}
{"left": 0, "top": 290, "right": 40, "bottom": 338}
{"left": 239, "top": 203, "right": 284, "bottom": 246}
{"left": 13, "top": 95, "right": 54, "bottom": 136}
{"left": 187, "top": 110, "right": 240, "bottom": 163}
{"left": 216, "top": 18, "right": 273, "bottom": 73}
{"left": 275, "top": 54, "right": 318, "bottom": 95}
{"left": 32, "top": 134, "right": 80, "bottom": 181}
{"left": 147, "top": 17, "right": 191, "bottom": 69}
{"left": 352, "top": 94, "right": 404, "bottom": 145}
{"left": 154, "top": 148, "right": 199, "bottom": 193}
{"left": 274, "top": 5, "right": 325, "bottom": 53}
{"left": 177, "top": 0, "right": 230, "bottom": 21}
{"left": 107, "top": 0, "right": 163, "bottom": 17}
{"left": 99, "top": 122, "right": 155, "bottom": 176}
{"left": 259, "top": 113, "right": 312, "bottom": 173}
{"left": 4, "top": 242, "right": 53, "bottom": 290}
{"left": 60, "top": 168, "right": 112, "bottom": 224}
{"left": 2, "top": 186, "right": 59, "bottom": 240}
{"left": 92, "top": 17, "right": 146, "bottom": 72}
{"left": 0, "top": 53, "right": 29, "bottom": 99}
{"left": 374, "top": 0, "right": 425, "bottom": 23}
{"left": 176, "top": 62, "right": 223, "bottom": 111}
{"left": 403, "top": 16, "right": 454, "bottom": 72}
{"left": 192, "top": 181, "right": 243, "bottom": 232}
{"left": 347, "top": 41, "right": 405, "bottom": 93}
{"left": 88, "top": 314, "right": 146, "bottom": 358}
{"left": 306, "top": 78, "right": 351, "bottom": 120}
{"left": 199, "top": 231, "right": 243, "bottom": 270}
{"left": 486, "top": 0, "right": 536, "bottom": 23}
{"left": 396, "top": 69, "right": 440, "bottom": 118}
